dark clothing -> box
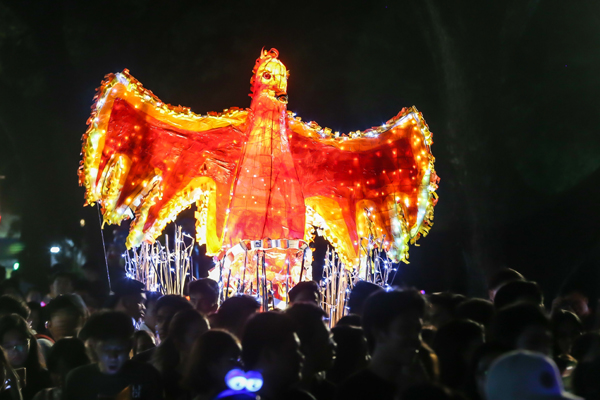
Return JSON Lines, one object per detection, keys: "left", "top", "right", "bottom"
{"left": 132, "top": 347, "right": 156, "bottom": 364}
{"left": 260, "top": 389, "right": 315, "bottom": 400}
{"left": 22, "top": 368, "right": 52, "bottom": 400}
{"left": 335, "top": 369, "right": 395, "bottom": 400}
{"left": 310, "top": 378, "right": 336, "bottom": 400}
{"left": 63, "top": 361, "right": 163, "bottom": 400}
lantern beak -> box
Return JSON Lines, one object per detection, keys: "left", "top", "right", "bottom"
{"left": 276, "top": 92, "right": 288, "bottom": 104}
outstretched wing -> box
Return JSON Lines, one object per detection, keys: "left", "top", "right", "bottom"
{"left": 288, "top": 107, "right": 439, "bottom": 267}
{"left": 79, "top": 70, "right": 248, "bottom": 251}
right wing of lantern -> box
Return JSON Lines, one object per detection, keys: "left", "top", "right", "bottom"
{"left": 78, "top": 70, "right": 248, "bottom": 251}
{"left": 288, "top": 107, "right": 439, "bottom": 267}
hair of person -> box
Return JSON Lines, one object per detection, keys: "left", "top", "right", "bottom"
{"left": 494, "top": 280, "right": 544, "bottom": 309}
{"left": 78, "top": 310, "right": 134, "bottom": 342}
{"left": 145, "top": 291, "right": 162, "bottom": 306}
{"left": 187, "top": 279, "right": 219, "bottom": 299}
{"left": 133, "top": 329, "right": 155, "bottom": 343}
{"left": 46, "top": 338, "right": 90, "bottom": 375}
{"left": 329, "top": 325, "right": 368, "bottom": 383}
{"left": 46, "top": 294, "right": 87, "bottom": 320}
{"left": 0, "top": 279, "right": 22, "bottom": 298}
{"left": 428, "top": 292, "right": 466, "bottom": 309}
{"left": 111, "top": 279, "right": 145, "bottom": 304}
{"left": 572, "top": 332, "right": 600, "bottom": 362}
{"left": 0, "top": 313, "right": 44, "bottom": 371}
{"left": 81, "top": 262, "right": 102, "bottom": 272}
{"left": 572, "top": 356, "right": 600, "bottom": 399}
{"left": 49, "top": 271, "right": 76, "bottom": 285}
{"left": 361, "top": 289, "right": 426, "bottom": 351}
{"left": 487, "top": 268, "right": 525, "bottom": 291}
{"left": 26, "top": 301, "right": 41, "bottom": 315}
{"left": 335, "top": 314, "right": 362, "bottom": 328}
{"left": 181, "top": 329, "right": 241, "bottom": 393}
{"left": 491, "top": 302, "right": 550, "bottom": 349}
{"left": 433, "top": 319, "right": 484, "bottom": 354}
{"left": 455, "top": 298, "right": 495, "bottom": 327}
{"left": 432, "top": 319, "right": 485, "bottom": 388}
{"left": 152, "top": 309, "right": 208, "bottom": 373}
{"left": 0, "top": 295, "right": 30, "bottom": 319}
{"left": 285, "top": 302, "right": 327, "bottom": 345}
{"left": 468, "top": 341, "right": 511, "bottom": 371}
{"left": 463, "top": 339, "right": 511, "bottom": 396}
{"left": 154, "top": 294, "right": 194, "bottom": 314}
{"left": 213, "top": 295, "right": 260, "bottom": 330}
{"left": 0, "top": 346, "right": 18, "bottom": 392}
{"left": 551, "top": 309, "right": 582, "bottom": 332}
{"left": 242, "top": 311, "right": 297, "bottom": 369}
{"left": 288, "top": 281, "right": 321, "bottom": 303}
{"left": 402, "top": 382, "right": 468, "bottom": 400}
{"left": 347, "top": 281, "right": 384, "bottom": 315}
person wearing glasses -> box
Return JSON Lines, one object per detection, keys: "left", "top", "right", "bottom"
{"left": 0, "top": 314, "right": 51, "bottom": 400}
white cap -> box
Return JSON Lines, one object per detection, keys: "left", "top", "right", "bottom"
{"left": 485, "top": 350, "right": 582, "bottom": 400}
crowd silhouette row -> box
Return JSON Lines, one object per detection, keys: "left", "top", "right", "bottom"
{"left": 0, "top": 263, "right": 595, "bottom": 400}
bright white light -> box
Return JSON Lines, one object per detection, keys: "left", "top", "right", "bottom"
{"left": 50, "top": 246, "right": 61, "bottom": 254}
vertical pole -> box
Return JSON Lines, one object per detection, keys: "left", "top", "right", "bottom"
{"left": 285, "top": 256, "right": 290, "bottom": 307}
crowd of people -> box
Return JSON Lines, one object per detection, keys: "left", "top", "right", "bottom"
{"left": 0, "top": 263, "right": 596, "bottom": 400}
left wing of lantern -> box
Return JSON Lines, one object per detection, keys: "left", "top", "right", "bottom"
{"left": 287, "top": 107, "right": 439, "bottom": 267}
{"left": 78, "top": 70, "right": 248, "bottom": 251}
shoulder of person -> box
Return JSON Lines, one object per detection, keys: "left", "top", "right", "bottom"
{"left": 123, "top": 360, "right": 160, "bottom": 375}
{"left": 336, "top": 369, "right": 387, "bottom": 400}
{"left": 65, "top": 363, "right": 99, "bottom": 382}
{"left": 131, "top": 347, "right": 156, "bottom": 364}
{"left": 283, "top": 388, "right": 316, "bottom": 400}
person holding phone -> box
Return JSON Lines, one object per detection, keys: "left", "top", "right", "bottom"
{"left": 0, "top": 314, "right": 51, "bottom": 400}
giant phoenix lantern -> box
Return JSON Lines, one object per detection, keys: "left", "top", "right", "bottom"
{"left": 79, "top": 48, "right": 439, "bottom": 299}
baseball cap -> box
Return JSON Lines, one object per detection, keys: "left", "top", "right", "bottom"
{"left": 485, "top": 350, "right": 582, "bottom": 400}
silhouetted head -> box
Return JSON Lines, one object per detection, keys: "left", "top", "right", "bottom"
{"left": 212, "top": 295, "right": 260, "bottom": 340}
{"left": 182, "top": 330, "right": 242, "bottom": 396}
{"left": 285, "top": 302, "right": 335, "bottom": 374}
{"left": 0, "top": 295, "right": 30, "bottom": 320}
{"left": 47, "top": 338, "right": 90, "bottom": 387}
{"left": 362, "top": 289, "right": 426, "bottom": 362}
{"left": 347, "top": 281, "right": 384, "bottom": 316}
{"left": 242, "top": 312, "right": 304, "bottom": 394}
{"left": 188, "top": 278, "right": 220, "bottom": 316}
{"left": 487, "top": 268, "right": 525, "bottom": 301}
{"left": 494, "top": 280, "right": 544, "bottom": 309}
{"left": 492, "top": 302, "right": 551, "bottom": 355}
{"left": 455, "top": 298, "right": 495, "bottom": 329}
{"left": 46, "top": 294, "right": 87, "bottom": 341}
{"left": 154, "top": 294, "right": 193, "bottom": 340}
{"left": 288, "top": 281, "right": 321, "bottom": 305}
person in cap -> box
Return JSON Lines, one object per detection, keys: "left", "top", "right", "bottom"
{"left": 485, "top": 350, "right": 582, "bottom": 400}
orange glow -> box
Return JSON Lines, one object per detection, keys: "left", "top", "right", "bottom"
{"left": 79, "top": 48, "right": 439, "bottom": 291}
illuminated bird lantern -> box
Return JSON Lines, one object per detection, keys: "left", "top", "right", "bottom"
{"left": 79, "top": 48, "right": 439, "bottom": 299}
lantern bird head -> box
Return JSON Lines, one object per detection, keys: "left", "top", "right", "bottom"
{"left": 250, "top": 48, "right": 289, "bottom": 104}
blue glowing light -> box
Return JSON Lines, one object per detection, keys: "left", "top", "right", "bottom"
{"left": 225, "top": 368, "right": 263, "bottom": 393}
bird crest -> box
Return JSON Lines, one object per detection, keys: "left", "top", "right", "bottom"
{"left": 249, "top": 48, "right": 289, "bottom": 98}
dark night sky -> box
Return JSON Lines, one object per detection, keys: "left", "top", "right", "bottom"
{"left": 0, "top": 0, "right": 599, "bottom": 299}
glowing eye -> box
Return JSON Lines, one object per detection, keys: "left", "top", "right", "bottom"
{"left": 226, "top": 369, "right": 246, "bottom": 391}
{"left": 245, "top": 371, "right": 264, "bottom": 392}
{"left": 263, "top": 72, "right": 271, "bottom": 80}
